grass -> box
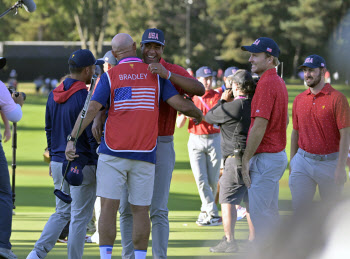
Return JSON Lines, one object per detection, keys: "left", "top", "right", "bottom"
{"left": 2, "top": 82, "right": 350, "bottom": 258}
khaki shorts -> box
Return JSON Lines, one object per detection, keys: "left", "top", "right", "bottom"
{"left": 96, "top": 154, "right": 155, "bottom": 206}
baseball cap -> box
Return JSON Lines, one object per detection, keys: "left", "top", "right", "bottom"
{"left": 196, "top": 66, "right": 213, "bottom": 78}
{"left": 62, "top": 159, "right": 84, "bottom": 186}
{"left": 68, "top": 49, "right": 104, "bottom": 68}
{"left": 241, "top": 37, "right": 280, "bottom": 57}
{"left": 224, "top": 66, "right": 239, "bottom": 78}
{"left": 0, "top": 57, "right": 6, "bottom": 70}
{"left": 141, "top": 28, "right": 165, "bottom": 46}
{"left": 99, "top": 50, "right": 117, "bottom": 66}
{"left": 299, "top": 55, "right": 326, "bottom": 69}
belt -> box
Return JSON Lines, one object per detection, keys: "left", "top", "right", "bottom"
{"left": 297, "top": 149, "right": 338, "bottom": 161}
{"left": 191, "top": 133, "right": 219, "bottom": 139}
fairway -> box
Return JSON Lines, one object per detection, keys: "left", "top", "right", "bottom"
{"left": 2, "top": 82, "right": 350, "bottom": 258}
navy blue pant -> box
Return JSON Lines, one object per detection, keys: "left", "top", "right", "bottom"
{"left": 0, "top": 144, "right": 13, "bottom": 250}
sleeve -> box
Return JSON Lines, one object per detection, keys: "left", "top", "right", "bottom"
{"left": 335, "top": 94, "right": 350, "bottom": 130}
{"left": 0, "top": 81, "right": 18, "bottom": 115}
{"left": 91, "top": 73, "right": 111, "bottom": 108}
{"left": 170, "top": 64, "right": 196, "bottom": 96}
{"left": 205, "top": 100, "right": 242, "bottom": 124}
{"left": 292, "top": 97, "right": 299, "bottom": 131}
{"left": 159, "top": 77, "right": 179, "bottom": 102}
{"left": 251, "top": 81, "right": 275, "bottom": 120}
{"left": 45, "top": 93, "right": 53, "bottom": 154}
{"left": 4, "top": 104, "right": 22, "bottom": 122}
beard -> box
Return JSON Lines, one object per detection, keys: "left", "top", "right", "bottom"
{"left": 306, "top": 72, "right": 322, "bottom": 88}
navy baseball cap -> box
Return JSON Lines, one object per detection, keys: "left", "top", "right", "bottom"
{"left": 99, "top": 50, "right": 117, "bottom": 66}
{"left": 224, "top": 66, "right": 239, "bottom": 78}
{"left": 196, "top": 66, "right": 213, "bottom": 78}
{"left": 141, "top": 28, "right": 165, "bottom": 46}
{"left": 299, "top": 55, "right": 326, "bottom": 69}
{"left": 68, "top": 49, "right": 104, "bottom": 68}
{"left": 62, "top": 159, "right": 84, "bottom": 186}
{"left": 0, "top": 57, "right": 6, "bottom": 70}
{"left": 241, "top": 37, "right": 280, "bottom": 57}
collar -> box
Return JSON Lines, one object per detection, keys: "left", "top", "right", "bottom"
{"left": 260, "top": 68, "right": 277, "bottom": 80}
{"left": 118, "top": 56, "right": 142, "bottom": 65}
{"left": 306, "top": 83, "right": 332, "bottom": 96}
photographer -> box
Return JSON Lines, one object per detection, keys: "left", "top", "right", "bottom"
{"left": 205, "top": 70, "right": 255, "bottom": 253}
{"left": 0, "top": 57, "right": 24, "bottom": 259}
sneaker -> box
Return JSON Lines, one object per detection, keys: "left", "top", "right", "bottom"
{"left": 195, "top": 211, "right": 207, "bottom": 225}
{"left": 85, "top": 235, "right": 92, "bottom": 243}
{"left": 197, "top": 216, "right": 222, "bottom": 226}
{"left": 210, "top": 236, "right": 238, "bottom": 253}
{"left": 57, "top": 238, "right": 68, "bottom": 243}
{"left": 0, "top": 248, "right": 17, "bottom": 259}
{"left": 26, "top": 251, "right": 40, "bottom": 259}
{"left": 237, "top": 207, "right": 247, "bottom": 221}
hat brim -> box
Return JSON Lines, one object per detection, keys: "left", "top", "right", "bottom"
{"left": 298, "top": 64, "right": 321, "bottom": 69}
{"left": 95, "top": 60, "right": 105, "bottom": 66}
{"left": 0, "top": 57, "right": 6, "bottom": 70}
{"left": 141, "top": 40, "right": 165, "bottom": 46}
{"left": 241, "top": 45, "right": 263, "bottom": 53}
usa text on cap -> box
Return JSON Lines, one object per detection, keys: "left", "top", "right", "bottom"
{"left": 141, "top": 28, "right": 165, "bottom": 46}
{"left": 241, "top": 37, "right": 280, "bottom": 57}
{"left": 298, "top": 55, "right": 326, "bottom": 69}
{"left": 196, "top": 66, "right": 213, "bottom": 78}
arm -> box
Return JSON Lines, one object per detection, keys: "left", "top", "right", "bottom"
{"left": 176, "top": 113, "right": 187, "bottom": 128}
{"left": 166, "top": 94, "right": 203, "bottom": 124}
{"left": 241, "top": 117, "right": 269, "bottom": 188}
{"left": 289, "top": 129, "right": 299, "bottom": 175}
{"left": 148, "top": 63, "right": 205, "bottom": 96}
{"left": 335, "top": 127, "right": 350, "bottom": 185}
{"left": 205, "top": 89, "right": 234, "bottom": 124}
{"left": 65, "top": 100, "right": 102, "bottom": 161}
{"left": 1, "top": 111, "right": 11, "bottom": 142}
{"left": 92, "top": 109, "right": 107, "bottom": 143}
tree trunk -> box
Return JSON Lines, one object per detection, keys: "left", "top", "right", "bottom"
{"left": 292, "top": 44, "right": 301, "bottom": 79}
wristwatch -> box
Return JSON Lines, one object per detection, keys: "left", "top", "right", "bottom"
{"left": 67, "top": 134, "right": 76, "bottom": 142}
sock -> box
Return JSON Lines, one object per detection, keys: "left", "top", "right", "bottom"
{"left": 99, "top": 245, "right": 113, "bottom": 259}
{"left": 134, "top": 249, "right": 147, "bottom": 259}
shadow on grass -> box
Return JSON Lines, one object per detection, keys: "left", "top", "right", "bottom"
{"left": 168, "top": 192, "right": 200, "bottom": 211}
{"left": 7, "top": 160, "right": 47, "bottom": 166}
{"left": 13, "top": 186, "right": 55, "bottom": 207}
{"left": 174, "top": 161, "right": 191, "bottom": 170}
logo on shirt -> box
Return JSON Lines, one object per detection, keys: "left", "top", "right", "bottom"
{"left": 256, "top": 109, "right": 260, "bottom": 113}
{"left": 130, "top": 64, "right": 134, "bottom": 69}
{"left": 322, "top": 105, "right": 325, "bottom": 109}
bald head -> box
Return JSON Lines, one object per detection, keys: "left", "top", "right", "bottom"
{"left": 111, "top": 33, "right": 136, "bottom": 59}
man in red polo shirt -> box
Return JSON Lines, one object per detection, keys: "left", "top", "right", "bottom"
{"left": 177, "top": 66, "right": 222, "bottom": 226}
{"left": 240, "top": 37, "right": 288, "bottom": 243}
{"left": 289, "top": 55, "right": 350, "bottom": 213}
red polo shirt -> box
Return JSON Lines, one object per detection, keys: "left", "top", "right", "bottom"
{"left": 249, "top": 68, "right": 288, "bottom": 154}
{"left": 292, "top": 83, "right": 350, "bottom": 155}
{"left": 158, "top": 58, "right": 196, "bottom": 136}
{"left": 188, "top": 89, "right": 221, "bottom": 135}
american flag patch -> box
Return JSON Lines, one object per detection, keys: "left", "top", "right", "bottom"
{"left": 114, "top": 86, "right": 155, "bottom": 111}
{"left": 267, "top": 48, "right": 272, "bottom": 52}
{"left": 106, "top": 248, "right": 112, "bottom": 254}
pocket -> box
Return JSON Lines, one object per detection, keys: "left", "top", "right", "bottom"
{"left": 254, "top": 155, "right": 265, "bottom": 175}
{"left": 224, "top": 157, "right": 240, "bottom": 184}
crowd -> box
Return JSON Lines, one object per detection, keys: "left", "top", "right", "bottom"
{"left": 0, "top": 28, "right": 349, "bottom": 259}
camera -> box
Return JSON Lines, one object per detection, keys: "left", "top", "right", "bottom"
{"left": 233, "top": 148, "right": 243, "bottom": 168}
{"left": 8, "top": 86, "right": 26, "bottom": 101}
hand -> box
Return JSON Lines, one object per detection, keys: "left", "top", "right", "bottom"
{"left": 92, "top": 117, "right": 103, "bottom": 144}
{"left": 49, "top": 162, "right": 52, "bottom": 177}
{"left": 65, "top": 141, "right": 79, "bottom": 161}
{"left": 221, "top": 89, "right": 234, "bottom": 102}
{"left": 334, "top": 165, "right": 347, "bottom": 185}
{"left": 12, "top": 92, "right": 25, "bottom": 107}
{"left": 241, "top": 158, "right": 251, "bottom": 188}
{"left": 2, "top": 127, "right": 11, "bottom": 142}
{"left": 147, "top": 63, "right": 169, "bottom": 79}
